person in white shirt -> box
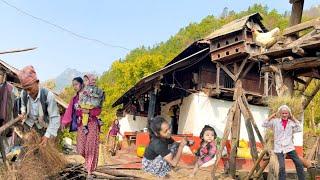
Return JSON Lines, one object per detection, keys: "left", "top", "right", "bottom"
{"left": 18, "top": 66, "right": 60, "bottom": 146}
{"left": 262, "top": 105, "right": 304, "bottom": 180}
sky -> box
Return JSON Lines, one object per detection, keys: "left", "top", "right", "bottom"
{"left": 0, "top": 0, "right": 318, "bottom": 81}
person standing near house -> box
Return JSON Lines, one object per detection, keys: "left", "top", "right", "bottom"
{"left": 61, "top": 76, "right": 103, "bottom": 179}
{"left": 262, "top": 105, "right": 305, "bottom": 180}
{"left": 0, "top": 68, "right": 19, "bottom": 161}
{"left": 18, "top": 65, "right": 60, "bottom": 146}
{"left": 106, "top": 119, "right": 125, "bottom": 156}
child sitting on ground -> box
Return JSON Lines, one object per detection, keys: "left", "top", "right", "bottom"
{"left": 191, "top": 125, "right": 218, "bottom": 177}
{"left": 79, "top": 74, "right": 104, "bottom": 134}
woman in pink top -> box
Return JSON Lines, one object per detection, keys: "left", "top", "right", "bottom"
{"left": 61, "top": 77, "right": 102, "bottom": 179}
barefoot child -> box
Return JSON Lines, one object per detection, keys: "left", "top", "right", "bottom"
{"left": 262, "top": 105, "right": 305, "bottom": 180}
{"left": 191, "top": 125, "right": 218, "bottom": 176}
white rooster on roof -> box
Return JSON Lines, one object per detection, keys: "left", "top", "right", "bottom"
{"left": 252, "top": 27, "right": 280, "bottom": 51}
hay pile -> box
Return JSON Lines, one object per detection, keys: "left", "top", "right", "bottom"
{"left": 3, "top": 130, "right": 68, "bottom": 180}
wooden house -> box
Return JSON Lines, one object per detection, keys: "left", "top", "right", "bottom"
{"left": 113, "top": 13, "right": 303, "bottom": 162}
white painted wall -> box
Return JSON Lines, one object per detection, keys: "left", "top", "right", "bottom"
{"left": 118, "top": 114, "right": 148, "bottom": 135}
{"left": 176, "top": 92, "right": 303, "bottom": 146}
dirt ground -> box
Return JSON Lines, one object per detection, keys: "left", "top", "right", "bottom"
{"left": 62, "top": 131, "right": 319, "bottom": 180}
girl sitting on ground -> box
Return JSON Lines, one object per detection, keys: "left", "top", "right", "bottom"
{"left": 191, "top": 125, "right": 218, "bottom": 177}
{"left": 142, "top": 116, "right": 188, "bottom": 179}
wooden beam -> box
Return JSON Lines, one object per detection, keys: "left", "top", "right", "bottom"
{"left": 235, "top": 57, "right": 248, "bottom": 80}
{"left": 0, "top": 47, "right": 37, "bottom": 55}
{"left": 216, "top": 64, "right": 221, "bottom": 94}
{"left": 245, "top": 149, "right": 268, "bottom": 180}
{"left": 261, "top": 57, "right": 320, "bottom": 72}
{"left": 0, "top": 117, "right": 21, "bottom": 134}
{"left": 238, "top": 97, "right": 259, "bottom": 171}
{"left": 217, "top": 62, "right": 236, "bottom": 81}
{"left": 240, "top": 62, "right": 255, "bottom": 79}
{"left": 287, "top": 29, "right": 316, "bottom": 48}
{"left": 283, "top": 17, "right": 320, "bottom": 36}
{"left": 302, "top": 80, "right": 320, "bottom": 109}
{"left": 292, "top": 47, "right": 305, "bottom": 57}
{"left": 264, "top": 72, "right": 269, "bottom": 96}
{"left": 293, "top": 76, "right": 307, "bottom": 85}
{"left": 230, "top": 103, "right": 241, "bottom": 178}
{"left": 211, "top": 102, "right": 237, "bottom": 179}
{"left": 241, "top": 94, "right": 265, "bottom": 145}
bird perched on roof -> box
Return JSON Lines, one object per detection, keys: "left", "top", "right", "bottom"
{"left": 252, "top": 27, "right": 280, "bottom": 51}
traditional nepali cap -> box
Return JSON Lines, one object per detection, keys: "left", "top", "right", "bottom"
{"left": 84, "top": 74, "right": 96, "bottom": 86}
{"left": 18, "top": 65, "right": 39, "bottom": 87}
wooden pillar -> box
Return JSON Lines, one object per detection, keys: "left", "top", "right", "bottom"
{"left": 212, "top": 102, "right": 237, "bottom": 179}
{"left": 238, "top": 97, "right": 260, "bottom": 170}
{"left": 290, "top": 0, "right": 304, "bottom": 27}
{"left": 147, "top": 90, "right": 157, "bottom": 121}
{"left": 216, "top": 64, "right": 221, "bottom": 94}
{"left": 264, "top": 72, "right": 269, "bottom": 97}
{"left": 230, "top": 103, "right": 241, "bottom": 177}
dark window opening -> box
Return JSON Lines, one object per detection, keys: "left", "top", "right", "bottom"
{"left": 235, "top": 48, "right": 239, "bottom": 52}
{"left": 235, "top": 37, "right": 239, "bottom": 41}
{"left": 226, "top": 41, "right": 229, "bottom": 45}
{"left": 217, "top": 43, "right": 220, "bottom": 48}
{"left": 226, "top": 51, "right": 229, "bottom": 55}
{"left": 224, "top": 73, "right": 234, "bottom": 88}
{"left": 217, "top": 54, "right": 220, "bottom": 58}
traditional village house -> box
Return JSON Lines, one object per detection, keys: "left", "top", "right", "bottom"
{"left": 113, "top": 13, "right": 304, "bottom": 164}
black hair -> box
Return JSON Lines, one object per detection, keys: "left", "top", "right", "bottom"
{"left": 200, "top": 125, "right": 217, "bottom": 143}
{"left": 148, "top": 116, "right": 167, "bottom": 139}
{"left": 72, "top": 77, "right": 83, "bottom": 85}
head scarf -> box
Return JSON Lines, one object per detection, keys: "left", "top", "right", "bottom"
{"left": 84, "top": 74, "right": 96, "bottom": 86}
{"left": 18, "top": 66, "right": 39, "bottom": 88}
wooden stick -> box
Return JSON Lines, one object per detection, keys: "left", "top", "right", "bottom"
{"left": 238, "top": 97, "right": 259, "bottom": 171}
{"left": 0, "top": 117, "right": 21, "bottom": 134}
{"left": 245, "top": 149, "right": 268, "bottom": 180}
{"left": 211, "top": 102, "right": 237, "bottom": 179}
{"left": 217, "top": 62, "right": 236, "bottom": 81}
{"left": 253, "top": 159, "right": 270, "bottom": 180}
{"left": 0, "top": 47, "right": 37, "bottom": 55}
{"left": 283, "top": 17, "right": 320, "bottom": 36}
{"left": 95, "top": 168, "right": 139, "bottom": 178}
{"left": 241, "top": 94, "right": 265, "bottom": 145}
{"left": 229, "top": 103, "right": 241, "bottom": 177}
{"left": 92, "top": 172, "right": 135, "bottom": 180}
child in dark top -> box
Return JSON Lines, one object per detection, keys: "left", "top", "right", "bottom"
{"left": 191, "top": 125, "right": 218, "bottom": 177}
{"left": 142, "top": 116, "right": 187, "bottom": 179}
{"left": 107, "top": 119, "right": 123, "bottom": 155}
